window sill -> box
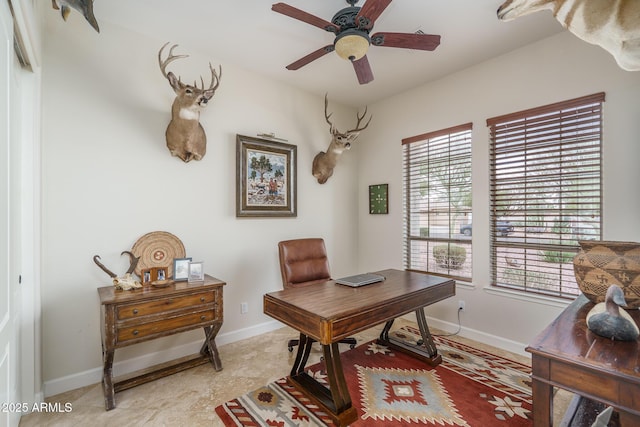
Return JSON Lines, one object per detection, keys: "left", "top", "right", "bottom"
{"left": 454, "top": 280, "right": 475, "bottom": 291}
{"left": 483, "top": 286, "right": 573, "bottom": 309}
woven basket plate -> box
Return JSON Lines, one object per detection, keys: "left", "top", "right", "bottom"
{"left": 131, "top": 231, "right": 186, "bottom": 278}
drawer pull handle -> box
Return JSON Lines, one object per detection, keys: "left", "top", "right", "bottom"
{"left": 132, "top": 330, "right": 139, "bottom": 336}
{"left": 200, "top": 297, "right": 205, "bottom": 302}
{"left": 200, "top": 315, "right": 206, "bottom": 321}
{"left": 133, "top": 309, "right": 138, "bottom": 315}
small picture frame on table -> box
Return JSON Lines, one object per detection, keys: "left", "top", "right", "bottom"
{"left": 173, "top": 257, "right": 192, "bottom": 281}
{"left": 188, "top": 261, "right": 205, "bottom": 283}
{"left": 142, "top": 268, "right": 152, "bottom": 285}
{"left": 141, "top": 267, "right": 169, "bottom": 284}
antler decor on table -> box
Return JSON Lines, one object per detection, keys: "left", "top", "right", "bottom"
{"left": 158, "top": 43, "right": 222, "bottom": 163}
{"left": 93, "top": 251, "right": 142, "bottom": 290}
{"left": 312, "top": 94, "right": 372, "bottom": 184}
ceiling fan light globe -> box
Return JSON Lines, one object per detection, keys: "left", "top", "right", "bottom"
{"left": 334, "top": 31, "right": 370, "bottom": 62}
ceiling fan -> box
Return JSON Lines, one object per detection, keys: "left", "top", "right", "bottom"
{"left": 272, "top": 0, "right": 441, "bottom": 84}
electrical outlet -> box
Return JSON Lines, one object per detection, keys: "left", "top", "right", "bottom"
{"left": 458, "top": 300, "right": 465, "bottom": 311}
{"left": 241, "top": 302, "right": 248, "bottom": 314}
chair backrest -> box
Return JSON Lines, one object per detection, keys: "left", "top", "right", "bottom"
{"left": 278, "top": 238, "right": 331, "bottom": 289}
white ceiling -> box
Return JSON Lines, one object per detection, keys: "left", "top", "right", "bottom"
{"left": 92, "top": 0, "right": 564, "bottom": 107}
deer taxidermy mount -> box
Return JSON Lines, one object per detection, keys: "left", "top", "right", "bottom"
{"left": 52, "top": 0, "right": 100, "bottom": 33}
{"left": 312, "top": 94, "right": 371, "bottom": 184}
{"left": 272, "top": 0, "right": 441, "bottom": 84}
{"left": 158, "top": 43, "right": 222, "bottom": 163}
{"left": 497, "top": 0, "right": 640, "bottom": 71}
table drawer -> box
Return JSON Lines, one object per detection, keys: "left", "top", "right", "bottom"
{"left": 117, "top": 309, "right": 216, "bottom": 343}
{"left": 117, "top": 291, "right": 216, "bottom": 320}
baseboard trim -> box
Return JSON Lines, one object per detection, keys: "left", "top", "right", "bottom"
{"left": 423, "top": 315, "right": 530, "bottom": 357}
{"left": 43, "top": 320, "right": 282, "bottom": 398}
{"left": 43, "top": 316, "right": 528, "bottom": 398}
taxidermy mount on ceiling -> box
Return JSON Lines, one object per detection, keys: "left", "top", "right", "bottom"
{"left": 158, "top": 43, "right": 222, "bottom": 163}
{"left": 312, "top": 94, "right": 371, "bottom": 184}
{"left": 497, "top": 0, "right": 640, "bottom": 71}
{"left": 51, "top": 0, "right": 100, "bottom": 33}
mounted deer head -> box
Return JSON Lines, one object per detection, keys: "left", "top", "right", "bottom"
{"left": 497, "top": 0, "right": 640, "bottom": 71}
{"left": 312, "top": 94, "right": 372, "bottom": 184}
{"left": 158, "top": 42, "right": 222, "bottom": 162}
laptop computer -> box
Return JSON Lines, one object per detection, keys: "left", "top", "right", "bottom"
{"left": 335, "top": 273, "right": 386, "bottom": 287}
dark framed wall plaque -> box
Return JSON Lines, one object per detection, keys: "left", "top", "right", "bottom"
{"left": 369, "top": 184, "right": 388, "bottom": 214}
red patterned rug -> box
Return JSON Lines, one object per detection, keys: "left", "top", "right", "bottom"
{"left": 215, "top": 325, "right": 532, "bottom": 426}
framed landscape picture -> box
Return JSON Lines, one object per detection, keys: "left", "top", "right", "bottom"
{"left": 236, "top": 135, "right": 297, "bottom": 217}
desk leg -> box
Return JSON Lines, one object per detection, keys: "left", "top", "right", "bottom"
{"left": 531, "top": 378, "right": 553, "bottom": 427}
{"left": 415, "top": 307, "right": 441, "bottom": 362}
{"left": 287, "top": 334, "right": 357, "bottom": 426}
{"left": 377, "top": 308, "right": 442, "bottom": 366}
{"left": 200, "top": 324, "right": 223, "bottom": 371}
{"left": 322, "top": 342, "right": 352, "bottom": 415}
{"left": 102, "top": 348, "right": 115, "bottom": 411}
{"left": 530, "top": 355, "right": 553, "bottom": 427}
{"left": 290, "top": 333, "right": 313, "bottom": 377}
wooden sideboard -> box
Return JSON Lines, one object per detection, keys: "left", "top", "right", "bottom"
{"left": 98, "top": 274, "right": 225, "bottom": 410}
{"left": 526, "top": 294, "right": 640, "bottom": 426}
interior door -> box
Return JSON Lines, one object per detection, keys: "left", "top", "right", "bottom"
{"left": 0, "top": 2, "right": 18, "bottom": 426}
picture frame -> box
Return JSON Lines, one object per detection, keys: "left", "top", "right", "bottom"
{"left": 236, "top": 134, "right": 297, "bottom": 217}
{"left": 188, "top": 261, "right": 205, "bottom": 283}
{"left": 142, "top": 268, "right": 153, "bottom": 285}
{"left": 173, "top": 257, "right": 192, "bottom": 281}
{"left": 141, "top": 266, "right": 169, "bottom": 284}
{"left": 156, "top": 267, "right": 168, "bottom": 281}
{"left": 369, "top": 184, "right": 389, "bottom": 214}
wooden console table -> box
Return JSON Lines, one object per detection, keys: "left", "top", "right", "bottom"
{"left": 526, "top": 294, "right": 640, "bottom": 427}
{"left": 98, "top": 274, "right": 225, "bottom": 410}
{"left": 264, "top": 269, "right": 455, "bottom": 426}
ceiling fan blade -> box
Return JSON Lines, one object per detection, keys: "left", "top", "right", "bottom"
{"left": 371, "top": 32, "right": 441, "bottom": 51}
{"left": 352, "top": 55, "right": 374, "bottom": 84}
{"left": 286, "top": 45, "right": 334, "bottom": 70}
{"left": 355, "top": 0, "right": 392, "bottom": 30}
{"left": 272, "top": 3, "right": 340, "bottom": 33}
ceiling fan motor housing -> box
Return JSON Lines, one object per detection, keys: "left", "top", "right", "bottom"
{"left": 332, "top": 6, "right": 371, "bottom": 61}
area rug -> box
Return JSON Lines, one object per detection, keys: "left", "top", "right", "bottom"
{"left": 215, "top": 325, "right": 532, "bottom": 426}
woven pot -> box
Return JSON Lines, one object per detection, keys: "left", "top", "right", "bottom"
{"left": 573, "top": 240, "right": 640, "bottom": 308}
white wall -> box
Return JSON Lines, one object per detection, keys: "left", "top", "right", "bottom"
{"left": 41, "top": 12, "right": 640, "bottom": 395}
{"left": 40, "top": 15, "right": 361, "bottom": 394}
{"left": 358, "top": 31, "right": 640, "bottom": 352}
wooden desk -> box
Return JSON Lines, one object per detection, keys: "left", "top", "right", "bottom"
{"left": 263, "top": 268, "right": 455, "bottom": 426}
{"left": 526, "top": 294, "right": 640, "bottom": 427}
{"left": 98, "top": 274, "right": 225, "bottom": 410}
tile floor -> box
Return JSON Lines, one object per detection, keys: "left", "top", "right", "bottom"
{"left": 19, "top": 319, "right": 572, "bottom": 426}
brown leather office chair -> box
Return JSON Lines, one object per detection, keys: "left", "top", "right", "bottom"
{"left": 278, "top": 238, "right": 357, "bottom": 351}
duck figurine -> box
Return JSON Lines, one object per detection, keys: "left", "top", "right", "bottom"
{"left": 586, "top": 284, "right": 639, "bottom": 341}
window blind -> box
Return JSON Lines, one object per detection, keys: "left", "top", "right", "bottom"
{"left": 402, "top": 123, "right": 473, "bottom": 281}
{"left": 487, "top": 93, "right": 604, "bottom": 298}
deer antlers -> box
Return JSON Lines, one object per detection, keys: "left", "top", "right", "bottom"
{"left": 324, "top": 93, "right": 372, "bottom": 135}
{"left": 313, "top": 94, "right": 372, "bottom": 184}
{"left": 158, "top": 42, "right": 222, "bottom": 163}
{"left": 93, "top": 251, "right": 139, "bottom": 278}
{"left": 158, "top": 43, "right": 221, "bottom": 93}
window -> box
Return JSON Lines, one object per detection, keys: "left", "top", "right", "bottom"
{"left": 402, "top": 123, "right": 473, "bottom": 281}
{"left": 487, "top": 93, "right": 604, "bottom": 298}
